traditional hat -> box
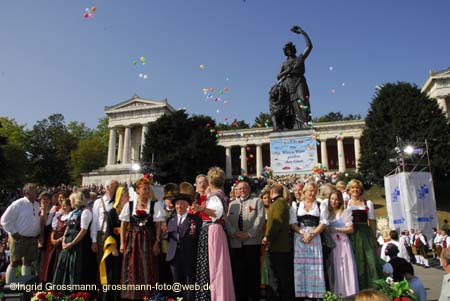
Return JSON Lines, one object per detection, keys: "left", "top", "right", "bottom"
{"left": 172, "top": 182, "right": 194, "bottom": 205}
{"left": 164, "top": 183, "right": 179, "bottom": 200}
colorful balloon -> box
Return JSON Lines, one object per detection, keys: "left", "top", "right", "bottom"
{"left": 91, "top": 6, "right": 97, "bottom": 12}
{"left": 200, "top": 64, "right": 205, "bottom": 70}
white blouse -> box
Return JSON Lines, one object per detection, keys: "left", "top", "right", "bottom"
{"left": 67, "top": 209, "right": 92, "bottom": 230}
{"left": 119, "top": 200, "right": 165, "bottom": 223}
{"left": 347, "top": 199, "right": 375, "bottom": 220}
{"left": 289, "top": 201, "right": 328, "bottom": 226}
{"left": 51, "top": 211, "right": 70, "bottom": 230}
{"left": 206, "top": 195, "right": 224, "bottom": 222}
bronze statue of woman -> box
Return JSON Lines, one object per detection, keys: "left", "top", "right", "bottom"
{"left": 270, "top": 25, "right": 313, "bottom": 130}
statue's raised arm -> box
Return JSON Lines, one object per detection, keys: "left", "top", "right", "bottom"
{"left": 290, "top": 25, "right": 313, "bottom": 59}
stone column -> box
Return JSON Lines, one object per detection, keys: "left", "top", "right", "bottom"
{"left": 354, "top": 137, "right": 361, "bottom": 171}
{"left": 337, "top": 138, "right": 346, "bottom": 173}
{"left": 320, "top": 139, "right": 328, "bottom": 169}
{"left": 107, "top": 128, "right": 116, "bottom": 166}
{"left": 240, "top": 146, "right": 247, "bottom": 175}
{"left": 225, "top": 147, "right": 232, "bottom": 178}
{"left": 141, "top": 125, "right": 149, "bottom": 158}
{"left": 123, "top": 127, "right": 131, "bottom": 164}
{"left": 117, "top": 129, "right": 124, "bottom": 164}
{"left": 256, "top": 144, "right": 263, "bottom": 177}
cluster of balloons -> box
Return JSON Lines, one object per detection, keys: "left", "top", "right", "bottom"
{"left": 133, "top": 56, "right": 146, "bottom": 66}
{"left": 133, "top": 56, "right": 148, "bottom": 80}
{"left": 83, "top": 6, "right": 96, "bottom": 18}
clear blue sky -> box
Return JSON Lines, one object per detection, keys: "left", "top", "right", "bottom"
{"left": 1, "top": 0, "right": 449, "bottom": 129}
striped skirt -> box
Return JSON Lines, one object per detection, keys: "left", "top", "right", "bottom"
{"left": 121, "top": 227, "right": 157, "bottom": 300}
{"left": 293, "top": 230, "right": 326, "bottom": 298}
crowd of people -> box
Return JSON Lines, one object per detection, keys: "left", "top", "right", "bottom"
{"left": 0, "top": 168, "right": 449, "bottom": 301}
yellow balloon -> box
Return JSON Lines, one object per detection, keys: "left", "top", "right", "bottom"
{"left": 140, "top": 56, "right": 145, "bottom": 62}
{"left": 200, "top": 64, "right": 205, "bottom": 70}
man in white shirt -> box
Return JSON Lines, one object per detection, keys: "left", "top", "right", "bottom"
{"left": 0, "top": 183, "right": 41, "bottom": 283}
{"left": 90, "top": 179, "right": 119, "bottom": 263}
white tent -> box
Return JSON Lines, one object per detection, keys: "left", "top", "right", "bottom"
{"left": 384, "top": 172, "right": 438, "bottom": 240}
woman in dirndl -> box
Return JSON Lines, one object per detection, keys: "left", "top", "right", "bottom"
{"left": 346, "top": 179, "right": 383, "bottom": 289}
{"left": 42, "top": 197, "right": 72, "bottom": 282}
{"left": 53, "top": 192, "right": 96, "bottom": 289}
{"left": 289, "top": 182, "right": 327, "bottom": 300}
{"left": 119, "top": 177, "right": 165, "bottom": 300}
{"left": 191, "top": 167, "right": 235, "bottom": 301}
{"left": 327, "top": 189, "right": 359, "bottom": 298}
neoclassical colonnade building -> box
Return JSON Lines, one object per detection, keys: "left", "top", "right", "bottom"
{"left": 82, "top": 95, "right": 364, "bottom": 185}
{"left": 82, "top": 67, "right": 450, "bottom": 186}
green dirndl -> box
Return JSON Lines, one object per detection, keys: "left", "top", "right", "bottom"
{"left": 350, "top": 222, "right": 383, "bottom": 290}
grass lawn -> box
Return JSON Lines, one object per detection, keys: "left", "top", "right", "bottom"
{"left": 364, "top": 184, "right": 450, "bottom": 228}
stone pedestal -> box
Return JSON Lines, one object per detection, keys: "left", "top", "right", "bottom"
{"left": 269, "top": 129, "right": 318, "bottom": 176}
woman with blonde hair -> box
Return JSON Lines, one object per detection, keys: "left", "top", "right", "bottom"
{"left": 346, "top": 179, "right": 383, "bottom": 289}
{"left": 53, "top": 192, "right": 95, "bottom": 288}
{"left": 192, "top": 166, "right": 235, "bottom": 301}
{"left": 327, "top": 189, "right": 358, "bottom": 297}
{"left": 289, "top": 182, "right": 327, "bottom": 300}
{"left": 119, "top": 178, "right": 165, "bottom": 300}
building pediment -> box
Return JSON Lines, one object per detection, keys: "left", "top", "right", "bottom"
{"left": 105, "top": 94, "right": 176, "bottom": 114}
{"left": 422, "top": 67, "right": 450, "bottom": 95}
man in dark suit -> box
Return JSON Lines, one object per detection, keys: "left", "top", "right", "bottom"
{"left": 165, "top": 182, "right": 202, "bottom": 301}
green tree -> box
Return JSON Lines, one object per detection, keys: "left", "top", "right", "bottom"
{"left": 142, "top": 110, "right": 224, "bottom": 183}
{"left": 70, "top": 137, "right": 107, "bottom": 184}
{"left": 27, "top": 114, "right": 76, "bottom": 185}
{"left": 0, "top": 118, "right": 29, "bottom": 188}
{"left": 216, "top": 119, "right": 250, "bottom": 131}
{"left": 314, "top": 112, "right": 362, "bottom": 123}
{"left": 0, "top": 122, "right": 7, "bottom": 176}
{"left": 67, "top": 121, "right": 93, "bottom": 140}
{"left": 360, "top": 82, "right": 450, "bottom": 184}
{"left": 93, "top": 117, "right": 109, "bottom": 148}
{"left": 252, "top": 112, "right": 273, "bottom": 128}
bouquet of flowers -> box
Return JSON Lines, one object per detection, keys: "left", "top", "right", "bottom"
{"left": 312, "top": 163, "right": 328, "bottom": 174}
{"left": 374, "top": 277, "right": 418, "bottom": 301}
{"left": 323, "top": 291, "right": 344, "bottom": 301}
{"left": 32, "top": 291, "right": 90, "bottom": 301}
{"left": 263, "top": 166, "right": 273, "bottom": 179}
{"left": 32, "top": 291, "right": 63, "bottom": 301}
{"left": 69, "top": 292, "right": 91, "bottom": 301}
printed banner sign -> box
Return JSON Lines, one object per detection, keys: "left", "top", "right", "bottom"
{"left": 270, "top": 137, "right": 317, "bottom": 174}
